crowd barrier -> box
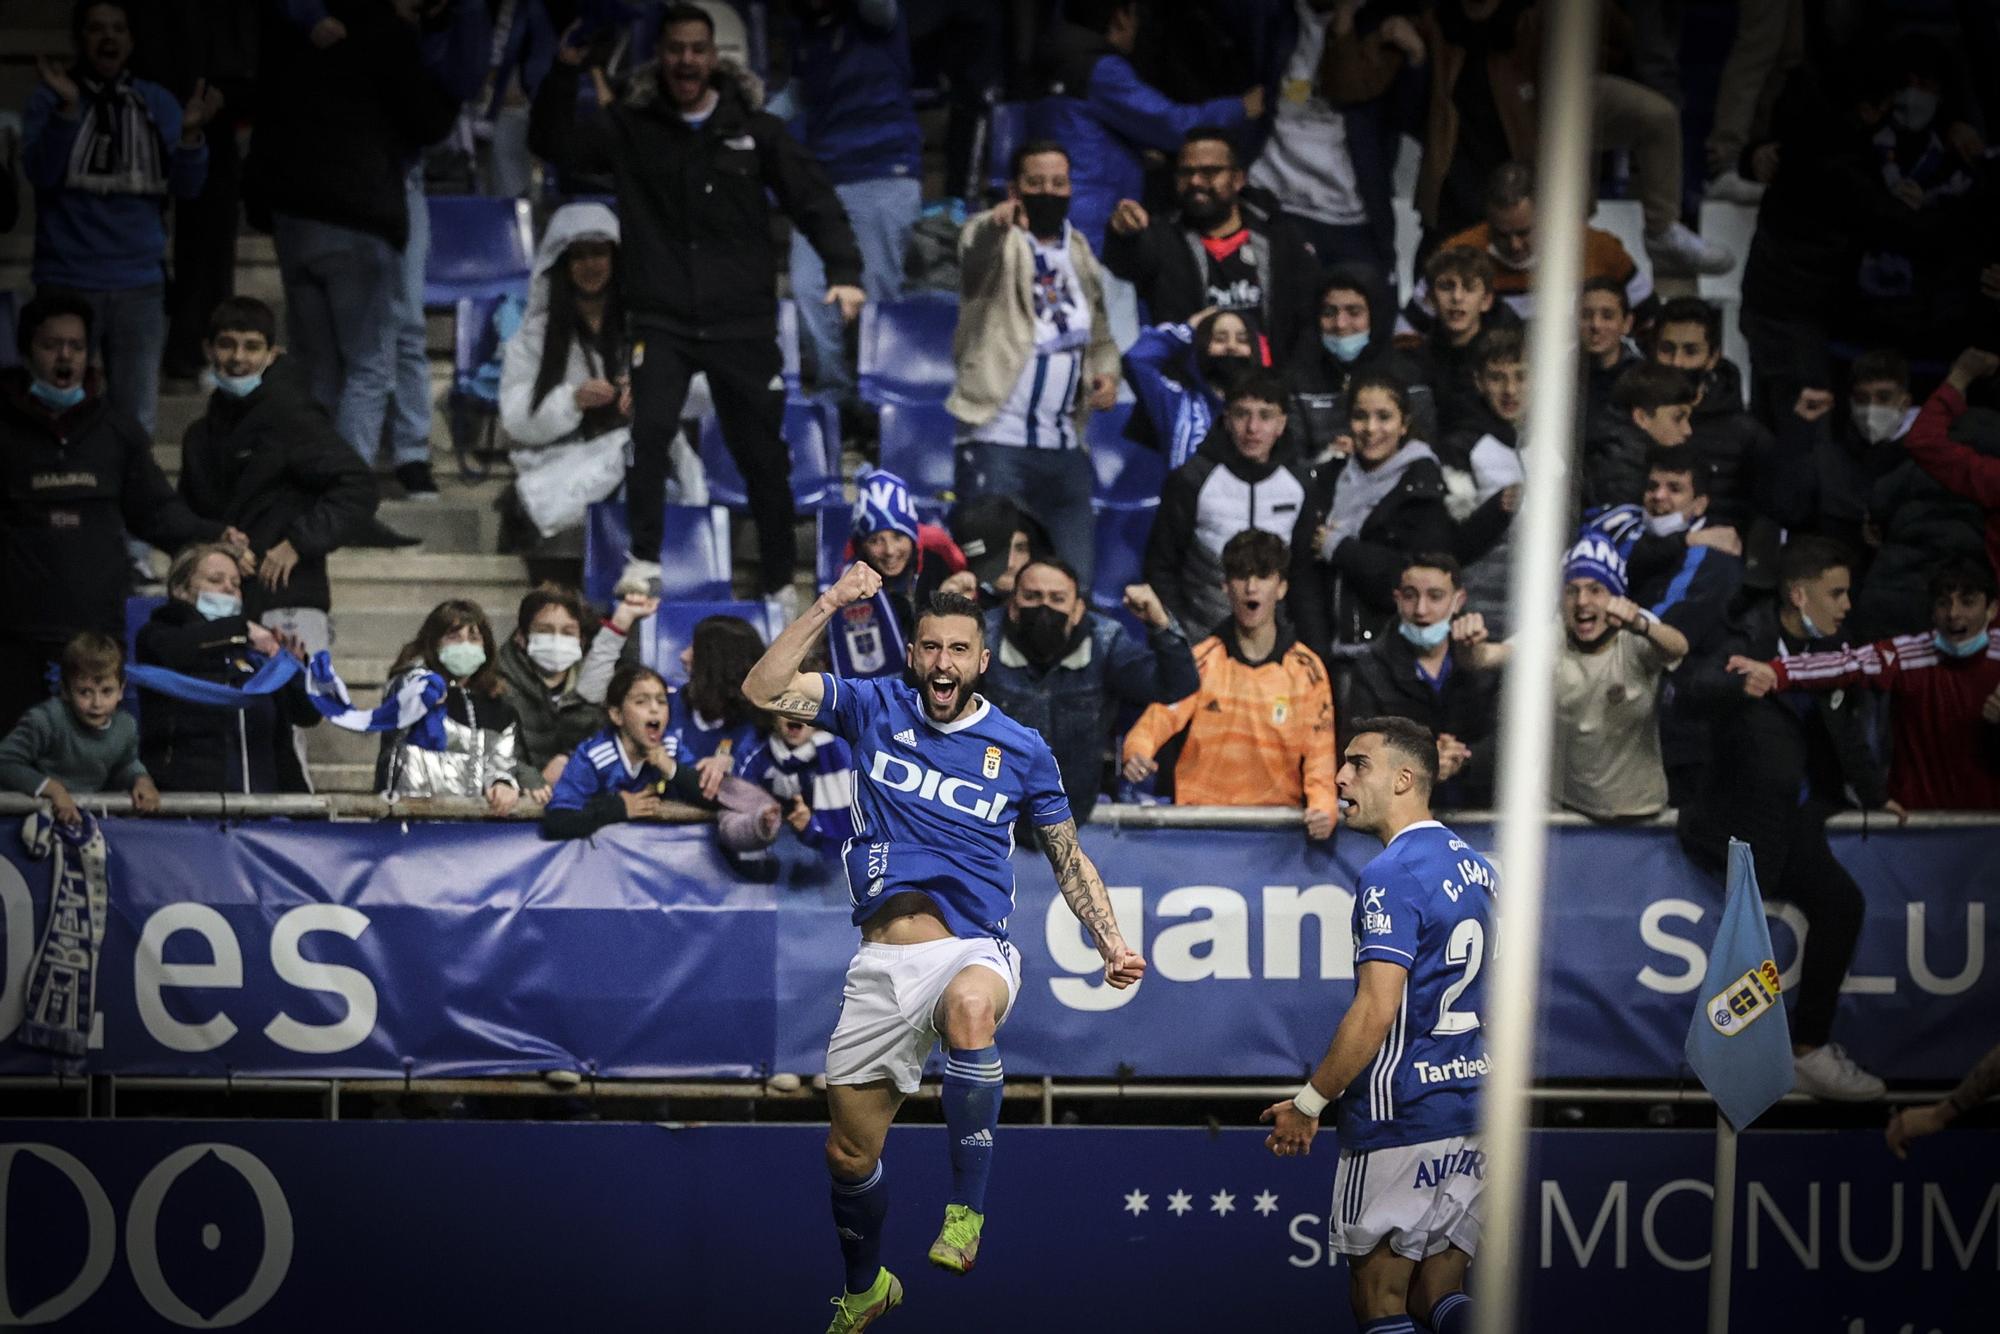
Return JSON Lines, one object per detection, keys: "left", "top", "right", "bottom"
{"left": 4, "top": 1121, "right": 1988, "bottom": 1330}
{"left": 0, "top": 806, "right": 1989, "bottom": 1082}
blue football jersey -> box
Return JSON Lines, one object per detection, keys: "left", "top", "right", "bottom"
{"left": 815, "top": 673, "right": 1070, "bottom": 940}
{"left": 1337, "top": 821, "right": 1496, "bottom": 1152}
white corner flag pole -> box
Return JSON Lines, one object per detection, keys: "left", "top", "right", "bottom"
{"left": 1473, "top": 0, "right": 1601, "bottom": 1330}
{"left": 1706, "top": 1118, "right": 1740, "bottom": 1333}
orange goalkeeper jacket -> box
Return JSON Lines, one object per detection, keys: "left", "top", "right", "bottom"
{"left": 1123, "top": 622, "right": 1339, "bottom": 819}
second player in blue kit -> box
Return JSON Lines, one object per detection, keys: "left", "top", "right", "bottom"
{"left": 1263, "top": 716, "right": 1494, "bottom": 1334}
{"left": 743, "top": 561, "right": 1146, "bottom": 1332}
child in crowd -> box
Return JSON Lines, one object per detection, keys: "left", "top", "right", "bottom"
{"left": 738, "top": 700, "right": 856, "bottom": 857}
{"left": 1579, "top": 276, "right": 1640, "bottom": 429}
{"left": 1404, "top": 246, "right": 1501, "bottom": 437}
{"left": 1439, "top": 327, "right": 1528, "bottom": 635}
{"left": 378, "top": 600, "right": 523, "bottom": 815}
{"left": 0, "top": 632, "right": 158, "bottom": 824}
{"left": 1584, "top": 361, "right": 1698, "bottom": 512}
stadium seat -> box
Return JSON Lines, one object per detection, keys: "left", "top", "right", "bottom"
{"left": 778, "top": 300, "right": 802, "bottom": 393}
{"left": 446, "top": 288, "right": 528, "bottom": 475}
{"left": 875, "top": 399, "right": 959, "bottom": 504}
{"left": 985, "top": 101, "right": 1028, "bottom": 199}
{"left": 813, "top": 501, "right": 853, "bottom": 590}
{"left": 1090, "top": 502, "right": 1157, "bottom": 635}
{"left": 637, "top": 599, "right": 779, "bottom": 687}
{"left": 0, "top": 290, "right": 17, "bottom": 368}
{"left": 1086, "top": 404, "right": 1166, "bottom": 506}
{"left": 857, "top": 293, "right": 959, "bottom": 405}
{"left": 582, "top": 502, "right": 733, "bottom": 608}
{"left": 699, "top": 398, "right": 840, "bottom": 510}
{"left": 423, "top": 196, "right": 535, "bottom": 308}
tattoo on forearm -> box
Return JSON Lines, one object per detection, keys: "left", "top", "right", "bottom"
{"left": 1042, "top": 819, "right": 1120, "bottom": 950}
{"left": 770, "top": 693, "right": 820, "bottom": 720}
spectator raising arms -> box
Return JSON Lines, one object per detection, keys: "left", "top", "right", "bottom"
{"left": 135, "top": 542, "right": 321, "bottom": 796}
{"left": 1122, "top": 307, "right": 1264, "bottom": 470}
{"left": 494, "top": 585, "right": 603, "bottom": 802}
{"left": 1146, "top": 371, "right": 1309, "bottom": 634}
{"left": 1902, "top": 348, "right": 2000, "bottom": 592}
{"left": 0, "top": 632, "right": 157, "bottom": 823}
{"left": 949, "top": 142, "right": 1120, "bottom": 584}
{"left": 530, "top": 4, "right": 864, "bottom": 606}
{"left": 378, "top": 600, "right": 522, "bottom": 816}
{"left": 980, "top": 560, "right": 1197, "bottom": 819}
{"left": 177, "top": 297, "right": 378, "bottom": 658}
{"left": 25, "top": 0, "right": 215, "bottom": 437}
{"left": 0, "top": 292, "right": 229, "bottom": 733}
{"left": 1290, "top": 374, "right": 1453, "bottom": 665}
{"left": 1123, "top": 529, "right": 1338, "bottom": 839}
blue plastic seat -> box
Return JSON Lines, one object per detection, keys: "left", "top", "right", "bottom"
{"left": 699, "top": 397, "right": 840, "bottom": 510}
{"left": 875, "top": 399, "right": 959, "bottom": 503}
{"left": 423, "top": 196, "right": 535, "bottom": 308}
{"left": 857, "top": 294, "right": 959, "bottom": 405}
{"left": 1086, "top": 404, "right": 1166, "bottom": 506}
{"left": 985, "top": 101, "right": 1029, "bottom": 199}
{"left": 637, "top": 599, "right": 779, "bottom": 687}
{"left": 583, "top": 502, "right": 734, "bottom": 608}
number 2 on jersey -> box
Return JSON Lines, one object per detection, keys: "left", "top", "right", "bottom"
{"left": 1434, "top": 919, "right": 1485, "bottom": 1035}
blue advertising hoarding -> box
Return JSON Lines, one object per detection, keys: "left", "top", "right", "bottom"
{"left": 0, "top": 818, "right": 1988, "bottom": 1080}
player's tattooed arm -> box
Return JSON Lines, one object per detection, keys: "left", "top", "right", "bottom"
{"left": 742, "top": 564, "right": 883, "bottom": 718}
{"left": 1041, "top": 819, "right": 1147, "bottom": 988}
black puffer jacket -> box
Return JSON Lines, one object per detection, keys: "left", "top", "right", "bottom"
{"left": 177, "top": 356, "right": 377, "bottom": 616}
{"left": 529, "top": 63, "right": 862, "bottom": 340}
{"left": 1284, "top": 262, "right": 1438, "bottom": 454}
{"left": 0, "top": 371, "right": 221, "bottom": 640}
{"left": 1288, "top": 450, "right": 1454, "bottom": 664}
{"left": 135, "top": 600, "right": 319, "bottom": 794}
{"left": 1849, "top": 455, "right": 1991, "bottom": 641}
{"left": 1341, "top": 633, "right": 1500, "bottom": 809}
{"left": 1685, "top": 358, "right": 1771, "bottom": 528}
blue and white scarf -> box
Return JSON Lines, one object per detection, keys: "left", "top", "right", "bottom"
{"left": 18, "top": 810, "right": 109, "bottom": 1063}
{"left": 125, "top": 652, "right": 451, "bottom": 751}
{"left": 66, "top": 73, "right": 169, "bottom": 196}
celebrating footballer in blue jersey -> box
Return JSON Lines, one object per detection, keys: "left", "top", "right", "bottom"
{"left": 1262, "top": 716, "right": 1494, "bottom": 1334}
{"left": 743, "top": 561, "right": 1146, "bottom": 1333}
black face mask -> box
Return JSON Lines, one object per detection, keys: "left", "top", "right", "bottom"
{"left": 1014, "top": 605, "right": 1072, "bottom": 666}
{"left": 1200, "top": 351, "right": 1253, "bottom": 396}
{"left": 1020, "top": 192, "right": 1070, "bottom": 239}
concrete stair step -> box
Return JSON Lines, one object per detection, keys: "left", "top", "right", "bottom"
{"left": 307, "top": 724, "right": 391, "bottom": 769}
{"left": 328, "top": 551, "right": 528, "bottom": 582}
{"left": 311, "top": 763, "right": 378, "bottom": 794}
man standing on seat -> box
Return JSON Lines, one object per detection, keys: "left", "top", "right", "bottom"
{"left": 1263, "top": 716, "right": 1490, "bottom": 1334}
{"left": 531, "top": 4, "right": 865, "bottom": 611}
{"left": 744, "top": 562, "right": 1145, "bottom": 1331}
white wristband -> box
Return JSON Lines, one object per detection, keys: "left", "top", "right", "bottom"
{"left": 1292, "top": 1082, "right": 1329, "bottom": 1118}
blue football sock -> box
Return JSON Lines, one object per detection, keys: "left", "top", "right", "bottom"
{"left": 942, "top": 1044, "right": 1003, "bottom": 1212}
{"left": 829, "top": 1160, "right": 889, "bottom": 1295}
{"left": 1427, "top": 1291, "right": 1472, "bottom": 1333}
{"left": 1359, "top": 1319, "right": 1417, "bottom": 1334}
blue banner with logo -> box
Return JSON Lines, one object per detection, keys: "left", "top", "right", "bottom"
{"left": 0, "top": 818, "right": 1989, "bottom": 1079}
{"left": 2, "top": 1121, "right": 1988, "bottom": 1330}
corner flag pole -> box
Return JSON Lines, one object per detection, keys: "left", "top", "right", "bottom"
{"left": 1474, "top": 0, "right": 1601, "bottom": 1330}
{"left": 1706, "top": 1118, "right": 1739, "bottom": 1334}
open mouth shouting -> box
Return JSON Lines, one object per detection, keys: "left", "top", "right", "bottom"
{"left": 923, "top": 671, "right": 962, "bottom": 718}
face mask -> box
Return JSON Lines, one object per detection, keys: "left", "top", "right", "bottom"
{"left": 1644, "top": 510, "right": 1691, "bottom": 537}
{"left": 29, "top": 379, "right": 85, "bottom": 411}
{"left": 1014, "top": 605, "right": 1073, "bottom": 665}
{"left": 437, "top": 641, "right": 488, "bottom": 679}
{"left": 215, "top": 371, "right": 263, "bottom": 398}
{"left": 1322, "top": 330, "right": 1369, "bottom": 363}
{"left": 1892, "top": 87, "right": 1938, "bottom": 132}
{"left": 1200, "top": 352, "right": 1252, "bottom": 396}
{"left": 1933, "top": 628, "right": 1991, "bottom": 659}
{"left": 526, "top": 633, "right": 583, "bottom": 673}
{"left": 1799, "top": 610, "right": 1828, "bottom": 641}
{"left": 1852, "top": 402, "right": 1904, "bottom": 444}
{"left": 1398, "top": 618, "right": 1451, "bottom": 650}
{"left": 1019, "top": 192, "right": 1070, "bottom": 239}
{"left": 195, "top": 590, "right": 242, "bottom": 621}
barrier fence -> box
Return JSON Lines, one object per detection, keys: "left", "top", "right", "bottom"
{"left": 1, "top": 805, "right": 1989, "bottom": 1084}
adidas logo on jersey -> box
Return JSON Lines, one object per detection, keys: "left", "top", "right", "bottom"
{"left": 958, "top": 1129, "right": 994, "bottom": 1147}
{"left": 867, "top": 751, "right": 1013, "bottom": 823}
{"left": 893, "top": 729, "right": 918, "bottom": 747}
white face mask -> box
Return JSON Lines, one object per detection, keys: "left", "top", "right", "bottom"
{"left": 526, "top": 633, "right": 583, "bottom": 673}
{"left": 1644, "top": 510, "right": 1691, "bottom": 538}
{"left": 1852, "top": 402, "right": 1905, "bottom": 444}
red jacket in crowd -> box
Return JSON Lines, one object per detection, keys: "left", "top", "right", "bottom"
{"left": 1905, "top": 382, "right": 2000, "bottom": 595}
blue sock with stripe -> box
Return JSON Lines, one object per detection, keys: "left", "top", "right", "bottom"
{"left": 829, "top": 1161, "right": 889, "bottom": 1295}
{"left": 1427, "top": 1292, "right": 1472, "bottom": 1333}
{"left": 942, "top": 1045, "right": 1002, "bottom": 1212}
{"left": 1359, "top": 1319, "right": 1417, "bottom": 1334}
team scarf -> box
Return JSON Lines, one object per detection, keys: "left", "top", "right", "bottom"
{"left": 17, "top": 809, "right": 109, "bottom": 1063}
{"left": 122, "top": 652, "right": 451, "bottom": 750}
{"left": 66, "top": 72, "right": 169, "bottom": 196}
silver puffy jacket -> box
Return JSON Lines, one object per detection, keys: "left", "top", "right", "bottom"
{"left": 381, "top": 679, "right": 522, "bottom": 800}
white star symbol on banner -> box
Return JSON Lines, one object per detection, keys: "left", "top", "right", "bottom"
{"left": 1166, "top": 1190, "right": 1194, "bottom": 1216}
{"left": 1209, "top": 1190, "right": 1236, "bottom": 1216}
{"left": 1253, "top": 1191, "right": 1280, "bottom": 1216}
{"left": 1123, "top": 1189, "right": 1150, "bottom": 1216}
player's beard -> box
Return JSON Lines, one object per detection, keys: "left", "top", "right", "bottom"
{"left": 919, "top": 666, "right": 980, "bottom": 722}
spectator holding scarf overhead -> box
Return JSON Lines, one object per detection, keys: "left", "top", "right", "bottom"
{"left": 1123, "top": 306, "right": 1268, "bottom": 470}
{"left": 135, "top": 542, "right": 322, "bottom": 795}
{"left": 377, "top": 600, "right": 522, "bottom": 815}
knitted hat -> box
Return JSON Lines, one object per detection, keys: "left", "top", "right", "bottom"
{"left": 1562, "top": 532, "right": 1627, "bottom": 597}
{"left": 852, "top": 468, "right": 919, "bottom": 543}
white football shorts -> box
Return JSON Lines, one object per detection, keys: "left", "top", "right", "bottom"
{"left": 824, "top": 936, "right": 1022, "bottom": 1094}
{"left": 1328, "top": 1134, "right": 1486, "bottom": 1262}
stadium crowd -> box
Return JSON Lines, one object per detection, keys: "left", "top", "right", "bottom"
{"left": 2, "top": 0, "right": 1999, "bottom": 1101}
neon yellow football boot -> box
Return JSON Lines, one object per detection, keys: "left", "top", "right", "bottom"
{"left": 926, "top": 1203, "right": 984, "bottom": 1274}
{"left": 825, "top": 1267, "right": 902, "bottom": 1333}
